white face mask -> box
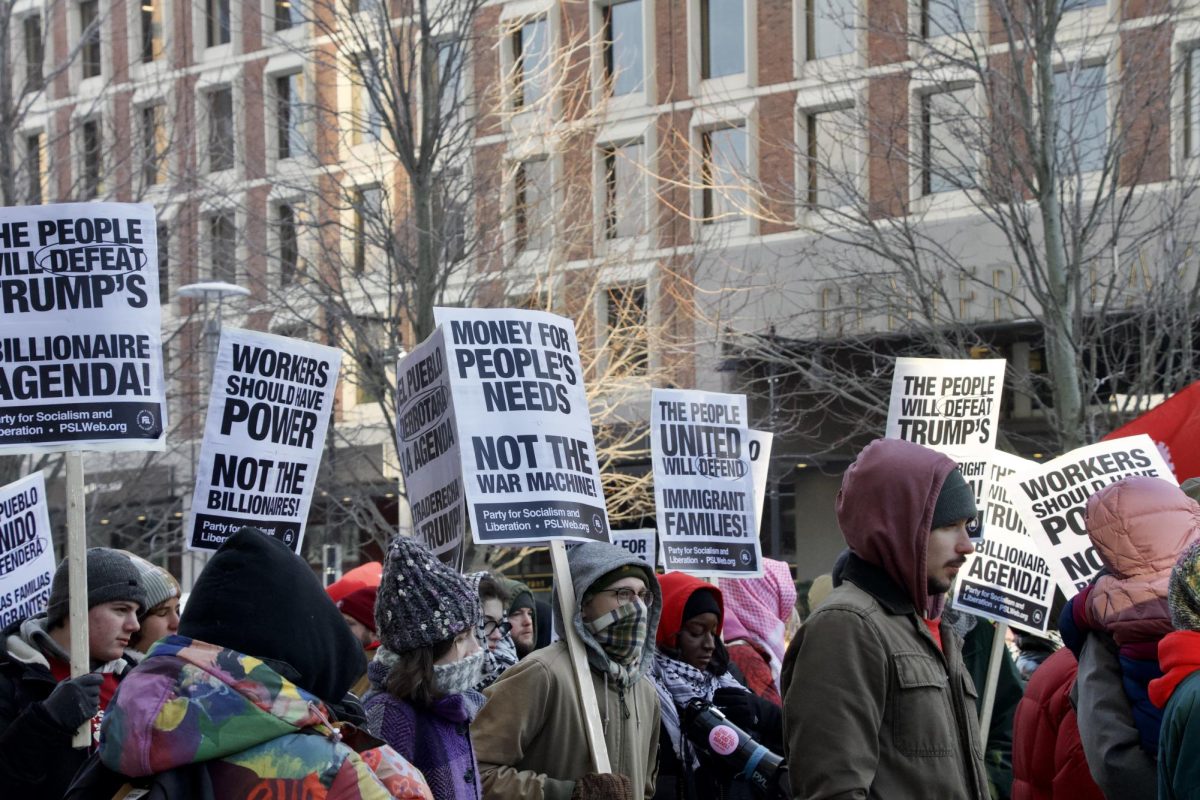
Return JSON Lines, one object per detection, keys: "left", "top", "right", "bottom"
{"left": 432, "top": 648, "right": 485, "bottom": 696}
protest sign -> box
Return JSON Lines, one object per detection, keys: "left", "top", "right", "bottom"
{"left": 0, "top": 472, "right": 54, "bottom": 629}
{"left": 652, "top": 388, "right": 760, "bottom": 576}
{"left": 886, "top": 358, "right": 1006, "bottom": 520}
{"left": 612, "top": 528, "right": 656, "bottom": 566}
{"left": 748, "top": 429, "right": 773, "bottom": 535}
{"left": 396, "top": 329, "right": 464, "bottom": 561}
{"left": 951, "top": 451, "right": 1054, "bottom": 634}
{"left": 432, "top": 307, "right": 609, "bottom": 545}
{"left": 188, "top": 328, "right": 341, "bottom": 553}
{"left": 0, "top": 203, "right": 166, "bottom": 453}
{"left": 1002, "top": 434, "right": 1173, "bottom": 596}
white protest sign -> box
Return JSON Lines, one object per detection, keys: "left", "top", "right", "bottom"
{"left": 612, "top": 528, "right": 656, "bottom": 566}
{"left": 0, "top": 472, "right": 55, "bottom": 628}
{"left": 748, "top": 429, "right": 773, "bottom": 535}
{"left": 887, "top": 358, "right": 1005, "bottom": 516}
{"left": 188, "top": 328, "right": 341, "bottom": 553}
{"left": 652, "top": 388, "right": 761, "bottom": 576}
{"left": 432, "top": 307, "right": 610, "bottom": 545}
{"left": 951, "top": 451, "right": 1055, "bottom": 634}
{"left": 0, "top": 203, "right": 166, "bottom": 453}
{"left": 1002, "top": 434, "right": 1173, "bottom": 597}
{"left": 396, "top": 329, "right": 464, "bottom": 560}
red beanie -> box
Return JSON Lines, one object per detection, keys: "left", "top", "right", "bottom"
{"left": 656, "top": 572, "right": 724, "bottom": 649}
{"left": 337, "top": 585, "right": 377, "bottom": 632}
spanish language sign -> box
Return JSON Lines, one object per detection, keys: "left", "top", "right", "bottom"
{"left": 1002, "top": 434, "right": 1172, "bottom": 596}
{"left": 951, "top": 451, "right": 1054, "bottom": 634}
{"left": 886, "top": 358, "right": 1006, "bottom": 518}
{"left": 432, "top": 307, "right": 610, "bottom": 545}
{"left": 396, "top": 329, "right": 463, "bottom": 560}
{"left": 612, "top": 528, "right": 656, "bottom": 566}
{"left": 188, "top": 328, "right": 341, "bottom": 553}
{"left": 0, "top": 203, "right": 166, "bottom": 453}
{"left": 652, "top": 388, "right": 761, "bottom": 576}
{"left": 0, "top": 472, "right": 55, "bottom": 628}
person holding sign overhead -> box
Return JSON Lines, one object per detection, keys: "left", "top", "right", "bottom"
{"left": 472, "top": 541, "right": 663, "bottom": 800}
{"left": 781, "top": 438, "right": 989, "bottom": 799}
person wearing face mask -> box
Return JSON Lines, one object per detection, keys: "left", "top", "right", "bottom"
{"left": 472, "top": 541, "right": 663, "bottom": 800}
{"left": 121, "top": 553, "right": 181, "bottom": 657}
{"left": 364, "top": 536, "right": 489, "bottom": 800}
{"left": 652, "top": 572, "right": 784, "bottom": 800}
{"left": 465, "top": 572, "right": 519, "bottom": 690}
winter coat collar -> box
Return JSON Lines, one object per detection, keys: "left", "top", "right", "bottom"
{"left": 3, "top": 615, "right": 127, "bottom": 675}
{"left": 839, "top": 552, "right": 919, "bottom": 617}
{"left": 1149, "top": 630, "right": 1200, "bottom": 708}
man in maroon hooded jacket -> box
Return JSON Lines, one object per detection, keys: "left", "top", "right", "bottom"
{"left": 780, "top": 438, "right": 989, "bottom": 799}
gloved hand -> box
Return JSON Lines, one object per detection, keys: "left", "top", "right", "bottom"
{"left": 570, "top": 772, "right": 634, "bottom": 800}
{"left": 713, "top": 686, "right": 759, "bottom": 730}
{"left": 42, "top": 673, "right": 103, "bottom": 732}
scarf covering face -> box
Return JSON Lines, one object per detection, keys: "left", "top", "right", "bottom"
{"left": 433, "top": 648, "right": 485, "bottom": 696}
{"left": 586, "top": 599, "right": 648, "bottom": 666}
{"left": 464, "top": 571, "right": 520, "bottom": 690}
{"left": 652, "top": 650, "right": 744, "bottom": 762}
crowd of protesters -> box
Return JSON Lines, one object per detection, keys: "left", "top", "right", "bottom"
{"left": 7, "top": 437, "right": 1200, "bottom": 798}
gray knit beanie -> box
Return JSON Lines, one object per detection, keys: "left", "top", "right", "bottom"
{"left": 376, "top": 536, "right": 480, "bottom": 654}
{"left": 121, "top": 552, "right": 181, "bottom": 618}
{"left": 46, "top": 548, "right": 145, "bottom": 628}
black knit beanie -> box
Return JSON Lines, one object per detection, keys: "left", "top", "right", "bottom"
{"left": 931, "top": 468, "right": 978, "bottom": 530}
{"left": 46, "top": 548, "right": 145, "bottom": 628}
{"left": 682, "top": 587, "right": 722, "bottom": 623}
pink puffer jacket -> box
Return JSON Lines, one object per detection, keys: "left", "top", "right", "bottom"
{"left": 1085, "top": 476, "right": 1200, "bottom": 645}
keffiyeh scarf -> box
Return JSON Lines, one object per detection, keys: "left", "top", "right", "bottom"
{"left": 652, "top": 651, "right": 743, "bottom": 761}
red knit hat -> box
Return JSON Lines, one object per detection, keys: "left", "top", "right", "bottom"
{"left": 656, "top": 572, "right": 724, "bottom": 649}
{"left": 337, "top": 585, "right": 377, "bottom": 633}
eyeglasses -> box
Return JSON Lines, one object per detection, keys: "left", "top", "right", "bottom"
{"left": 593, "top": 587, "right": 655, "bottom": 607}
{"left": 481, "top": 619, "right": 512, "bottom": 637}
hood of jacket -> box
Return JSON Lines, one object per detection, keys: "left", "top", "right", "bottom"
{"left": 836, "top": 438, "right": 957, "bottom": 617}
{"left": 1150, "top": 629, "right": 1200, "bottom": 708}
{"left": 98, "top": 635, "right": 341, "bottom": 777}
{"left": 554, "top": 541, "right": 662, "bottom": 681}
{"left": 1085, "top": 476, "right": 1200, "bottom": 645}
{"left": 655, "top": 571, "right": 723, "bottom": 649}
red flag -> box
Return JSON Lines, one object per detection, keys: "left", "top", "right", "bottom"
{"left": 1102, "top": 382, "right": 1200, "bottom": 481}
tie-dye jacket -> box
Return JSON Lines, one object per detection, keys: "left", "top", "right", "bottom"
{"left": 97, "top": 635, "right": 432, "bottom": 799}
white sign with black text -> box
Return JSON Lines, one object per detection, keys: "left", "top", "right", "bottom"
{"left": 612, "top": 529, "right": 656, "bottom": 567}
{"left": 0, "top": 472, "right": 54, "bottom": 628}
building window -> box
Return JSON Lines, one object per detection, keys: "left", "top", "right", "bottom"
{"left": 355, "top": 318, "right": 387, "bottom": 404}
{"left": 700, "top": 125, "right": 748, "bottom": 222}
{"left": 434, "top": 38, "right": 464, "bottom": 123}
{"left": 25, "top": 133, "right": 42, "bottom": 204}
{"left": 921, "top": 0, "right": 973, "bottom": 38}
{"left": 352, "top": 185, "right": 381, "bottom": 273}
{"left": 700, "top": 0, "right": 744, "bottom": 80}
{"left": 275, "top": 0, "right": 301, "bottom": 30}
{"left": 141, "top": 0, "right": 164, "bottom": 62}
{"left": 1187, "top": 49, "right": 1200, "bottom": 159}
{"left": 157, "top": 223, "right": 170, "bottom": 303}
{"left": 1053, "top": 64, "right": 1106, "bottom": 173}
{"left": 141, "top": 105, "right": 166, "bottom": 187}
{"left": 807, "top": 0, "right": 855, "bottom": 60}
{"left": 920, "top": 86, "right": 974, "bottom": 195}
{"left": 208, "top": 87, "right": 235, "bottom": 172}
{"left": 23, "top": 16, "right": 42, "bottom": 89}
{"left": 277, "top": 204, "right": 299, "bottom": 286}
{"left": 606, "top": 283, "right": 648, "bottom": 377}
{"left": 79, "top": 0, "right": 101, "bottom": 79}
{"left": 512, "top": 17, "right": 550, "bottom": 108}
{"left": 806, "top": 106, "right": 855, "bottom": 207}
{"left": 433, "top": 171, "right": 466, "bottom": 262}
{"left": 80, "top": 119, "right": 103, "bottom": 198}
{"left": 602, "top": 141, "right": 645, "bottom": 239}
{"left": 351, "top": 55, "right": 383, "bottom": 145}
{"left": 207, "top": 0, "right": 231, "bottom": 47}
{"left": 515, "top": 157, "right": 552, "bottom": 251}
{"left": 209, "top": 213, "right": 237, "bottom": 283}
{"left": 604, "top": 1, "right": 643, "bottom": 95}
{"left": 276, "top": 73, "right": 305, "bottom": 160}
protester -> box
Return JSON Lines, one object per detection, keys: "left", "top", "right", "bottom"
{"left": 534, "top": 597, "right": 555, "bottom": 649}
{"left": 1012, "top": 631, "right": 1059, "bottom": 682}
{"left": 1151, "top": 539, "right": 1200, "bottom": 798}
{"left": 1059, "top": 476, "right": 1199, "bottom": 798}
{"left": 0, "top": 547, "right": 144, "bottom": 798}
{"left": 653, "top": 571, "right": 784, "bottom": 799}
{"left": 1011, "top": 647, "right": 1104, "bottom": 800}
{"left": 805, "top": 573, "right": 833, "bottom": 618}
{"left": 338, "top": 585, "right": 381, "bottom": 697}
{"left": 718, "top": 558, "right": 797, "bottom": 705}
{"left": 500, "top": 576, "right": 539, "bottom": 658}
{"left": 68, "top": 528, "right": 432, "bottom": 799}
{"left": 465, "top": 571, "right": 518, "bottom": 689}
{"left": 472, "top": 540, "right": 662, "bottom": 799}
{"left": 121, "top": 553, "right": 181, "bottom": 656}
{"left": 363, "top": 536, "right": 487, "bottom": 800}
{"left": 781, "top": 438, "right": 989, "bottom": 798}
